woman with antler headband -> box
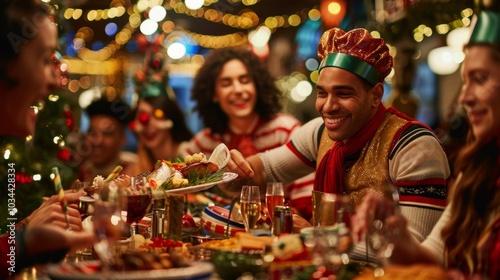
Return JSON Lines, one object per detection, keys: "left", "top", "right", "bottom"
{"left": 131, "top": 52, "right": 193, "bottom": 173}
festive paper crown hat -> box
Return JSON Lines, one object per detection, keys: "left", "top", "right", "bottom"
{"left": 469, "top": 11, "right": 500, "bottom": 44}
{"left": 317, "top": 28, "right": 393, "bottom": 86}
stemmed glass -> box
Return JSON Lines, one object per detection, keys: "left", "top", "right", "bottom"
{"left": 265, "top": 182, "right": 285, "bottom": 220}
{"left": 240, "top": 185, "right": 261, "bottom": 233}
{"left": 123, "top": 177, "right": 153, "bottom": 246}
{"left": 366, "top": 182, "right": 400, "bottom": 277}
{"left": 72, "top": 181, "right": 95, "bottom": 220}
{"left": 312, "top": 191, "right": 354, "bottom": 272}
{"left": 92, "top": 181, "right": 125, "bottom": 272}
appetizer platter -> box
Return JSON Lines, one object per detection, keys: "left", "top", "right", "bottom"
{"left": 145, "top": 144, "right": 236, "bottom": 196}
{"left": 85, "top": 144, "right": 236, "bottom": 197}
{"left": 163, "top": 172, "right": 238, "bottom": 195}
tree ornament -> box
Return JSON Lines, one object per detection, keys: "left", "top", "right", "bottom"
{"left": 151, "top": 58, "right": 162, "bottom": 70}
{"left": 15, "top": 171, "right": 32, "bottom": 185}
{"left": 57, "top": 148, "right": 72, "bottom": 162}
{"left": 63, "top": 105, "right": 74, "bottom": 131}
{"left": 65, "top": 118, "right": 74, "bottom": 131}
{"left": 63, "top": 105, "right": 73, "bottom": 119}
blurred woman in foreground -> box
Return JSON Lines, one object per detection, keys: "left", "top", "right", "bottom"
{"left": 353, "top": 10, "right": 500, "bottom": 279}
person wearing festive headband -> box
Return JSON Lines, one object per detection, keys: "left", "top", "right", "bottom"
{"left": 223, "top": 27, "right": 450, "bottom": 262}
{"left": 0, "top": 0, "right": 92, "bottom": 277}
{"left": 78, "top": 97, "right": 137, "bottom": 182}
{"left": 352, "top": 10, "right": 500, "bottom": 278}
{"left": 178, "top": 46, "right": 316, "bottom": 220}
{"left": 129, "top": 51, "right": 193, "bottom": 173}
{"left": 132, "top": 95, "right": 193, "bottom": 173}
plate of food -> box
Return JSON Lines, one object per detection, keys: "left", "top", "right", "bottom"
{"left": 46, "top": 259, "right": 214, "bottom": 280}
{"left": 164, "top": 172, "right": 238, "bottom": 195}
{"left": 144, "top": 144, "right": 237, "bottom": 196}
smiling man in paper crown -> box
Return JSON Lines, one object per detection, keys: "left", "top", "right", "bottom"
{"left": 223, "top": 27, "right": 451, "bottom": 263}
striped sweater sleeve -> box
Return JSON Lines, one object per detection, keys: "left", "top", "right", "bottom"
{"left": 259, "top": 117, "right": 322, "bottom": 185}
{"left": 389, "top": 124, "right": 451, "bottom": 241}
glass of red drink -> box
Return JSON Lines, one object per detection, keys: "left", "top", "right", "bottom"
{"left": 265, "top": 182, "right": 285, "bottom": 219}
{"left": 123, "top": 177, "right": 152, "bottom": 244}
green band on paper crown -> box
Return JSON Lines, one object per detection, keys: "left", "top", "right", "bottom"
{"left": 469, "top": 11, "right": 500, "bottom": 44}
{"left": 318, "top": 53, "right": 381, "bottom": 86}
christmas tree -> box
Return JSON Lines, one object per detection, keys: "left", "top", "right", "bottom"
{"left": 0, "top": 81, "right": 78, "bottom": 232}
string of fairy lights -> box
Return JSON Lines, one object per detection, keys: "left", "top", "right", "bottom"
{"left": 59, "top": 0, "right": 321, "bottom": 97}
{"left": 62, "top": 0, "right": 319, "bottom": 63}
{"left": 57, "top": 0, "right": 475, "bottom": 98}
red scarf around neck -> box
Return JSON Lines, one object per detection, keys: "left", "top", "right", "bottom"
{"left": 314, "top": 104, "right": 387, "bottom": 194}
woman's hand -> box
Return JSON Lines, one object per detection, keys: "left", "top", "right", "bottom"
{"left": 26, "top": 189, "right": 85, "bottom": 231}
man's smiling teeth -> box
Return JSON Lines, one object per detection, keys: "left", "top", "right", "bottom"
{"left": 325, "top": 116, "right": 347, "bottom": 124}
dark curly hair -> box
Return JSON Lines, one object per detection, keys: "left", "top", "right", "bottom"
{"left": 139, "top": 95, "right": 193, "bottom": 143}
{"left": 0, "top": 0, "right": 51, "bottom": 84}
{"left": 191, "top": 46, "right": 283, "bottom": 135}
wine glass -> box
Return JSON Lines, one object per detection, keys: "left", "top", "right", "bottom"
{"left": 312, "top": 191, "right": 354, "bottom": 272}
{"left": 71, "top": 181, "right": 95, "bottom": 220}
{"left": 92, "top": 181, "right": 125, "bottom": 272}
{"left": 265, "top": 182, "right": 285, "bottom": 220}
{"left": 240, "top": 185, "right": 261, "bottom": 233}
{"left": 366, "top": 182, "right": 400, "bottom": 277}
{"left": 123, "top": 177, "right": 153, "bottom": 246}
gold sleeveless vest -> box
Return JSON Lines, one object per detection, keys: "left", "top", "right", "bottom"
{"left": 316, "top": 112, "right": 409, "bottom": 206}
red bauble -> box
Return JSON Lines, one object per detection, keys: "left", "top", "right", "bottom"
{"left": 65, "top": 118, "right": 74, "bottom": 131}
{"left": 15, "top": 172, "right": 32, "bottom": 185}
{"left": 151, "top": 59, "right": 161, "bottom": 70}
{"left": 58, "top": 148, "right": 72, "bottom": 162}
{"left": 63, "top": 108, "right": 73, "bottom": 119}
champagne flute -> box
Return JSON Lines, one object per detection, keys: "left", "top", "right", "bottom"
{"left": 240, "top": 185, "right": 261, "bottom": 233}
{"left": 367, "top": 182, "right": 400, "bottom": 277}
{"left": 265, "top": 182, "right": 285, "bottom": 220}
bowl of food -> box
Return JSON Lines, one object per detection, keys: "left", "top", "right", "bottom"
{"left": 211, "top": 250, "right": 267, "bottom": 279}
